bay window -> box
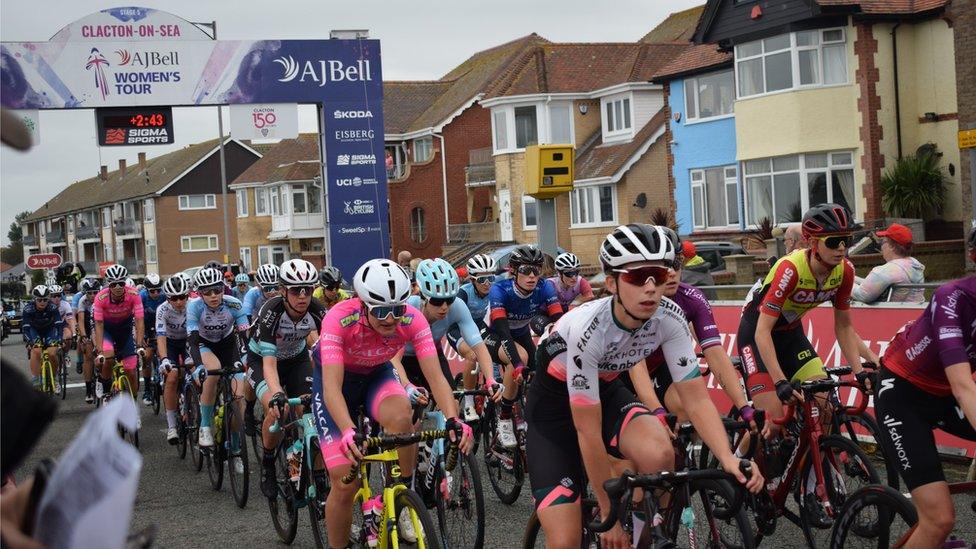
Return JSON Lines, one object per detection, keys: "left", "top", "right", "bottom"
{"left": 571, "top": 184, "right": 616, "bottom": 227}
{"left": 736, "top": 28, "right": 847, "bottom": 98}
{"left": 685, "top": 70, "right": 735, "bottom": 121}
{"left": 493, "top": 110, "right": 508, "bottom": 151}
{"left": 549, "top": 104, "right": 572, "bottom": 144}
{"left": 744, "top": 151, "right": 855, "bottom": 225}
{"left": 691, "top": 165, "right": 739, "bottom": 229}
{"left": 514, "top": 106, "right": 538, "bottom": 149}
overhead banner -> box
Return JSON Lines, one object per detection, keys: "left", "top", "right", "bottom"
{"left": 229, "top": 103, "right": 298, "bottom": 140}
{"left": 48, "top": 6, "right": 212, "bottom": 42}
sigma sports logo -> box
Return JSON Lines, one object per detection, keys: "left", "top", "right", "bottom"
{"left": 335, "top": 177, "right": 378, "bottom": 187}
{"left": 274, "top": 56, "right": 374, "bottom": 86}
{"left": 333, "top": 110, "right": 373, "bottom": 119}
{"left": 905, "top": 335, "right": 932, "bottom": 361}
{"left": 791, "top": 288, "right": 839, "bottom": 304}
{"left": 335, "top": 154, "right": 377, "bottom": 166}
{"left": 774, "top": 267, "right": 794, "bottom": 298}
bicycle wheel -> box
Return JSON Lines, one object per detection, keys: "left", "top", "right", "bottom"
{"left": 151, "top": 361, "right": 162, "bottom": 416}
{"left": 42, "top": 361, "right": 55, "bottom": 396}
{"left": 226, "top": 402, "right": 250, "bottom": 508}
{"left": 835, "top": 413, "right": 898, "bottom": 490}
{"left": 829, "top": 484, "right": 917, "bottom": 549}
{"left": 185, "top": 383, "right": 204, "bottom": 471}
{"left": 674, "top": 478, "right": 755, "bottom": 549}
{"left": 207, "top": 421, "right": 225, "bottom": 491}
{"left": 268, "top": 443, "right": 299, "bottom": 544}
{"left": 307, "top": 441, "right": 329, "bottom": 549}
{"left": 177, "top": 386, "right": 189, "bottom": 460}
{"left": 482, "top": 403, "right": 524, "bottom": 504}
{"left": 798, "top": 434, "right": 881, "bottom": 548}
{"left": 393, "top": 488, "right": 443, "bottom": 549}
{"left": 58, "top": 361, "right": 68, "bottom": 400}
{"left": 250, "top": 403, "right": 266, "bottom": 465}
{"left": 118, "top": 376, "right": 140, "bottom": 449}
{"left": 435, "top": 451, "right": 485, "bottom": 549}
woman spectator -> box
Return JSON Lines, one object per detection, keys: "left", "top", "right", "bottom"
{"left": 852, "top": 223, "right": 925, "bottom": 303}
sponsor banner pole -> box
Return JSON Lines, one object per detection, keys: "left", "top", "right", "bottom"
{"left": 318, "top": 104, "right": 332, "bottom": 268}
{"left": 213, "top": 21, "right": 232, "bottom": 265}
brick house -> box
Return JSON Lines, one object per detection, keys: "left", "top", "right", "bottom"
{"left": 21, "top": 139, "right": 261, "bottom": 277}
{"left": 948, "top": 0, "right": 975, "bottom": 258}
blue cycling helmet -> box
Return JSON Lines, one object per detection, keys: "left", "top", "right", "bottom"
{"left": 234, "top": 273, "right": 250, "bottom": 285}
{"left": 415, "top": 258, "right": 460, "bottom": 300}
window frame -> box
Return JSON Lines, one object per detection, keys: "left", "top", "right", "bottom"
{"left": 409, "top": 206, "right": 427, "bottom": 244}
{"left": 735, "top": 27, "right": 848, "bottom": 99}
{"left": 143, "top": 199, "right": 155, "bottom": 222}
{"left": 236, "top": 189, "right": 249, "bottom": 217}
{"left": 180, "top": 234, "right": 219, "bottom": 252}
{"left": 602, "top": 94, "right": 633, "bottom": 139}
{"left": 690, "top": 165, "right": 740, "bottom": 230}
{"left": 102, "top": 207, "right": 111, "bottom": 228}
{"left": 145, "top": 239, "right": 157, "bottom": 264}
{"left": 254, "top": 187, "right": 270, "bottom": 216}
{"left": 684, "top": 70, "right": 736, "bottom": 123}
{"left": 743, "top": 150, "right": 856, "bottom": 226}
{"left": 569, "top": 183, "right": 618, "bottom": 228}
{"left": 239, "top": 247, "right": 252, "bottom": 271}
{"left": 413, "top": 137, "right": 433, "bottom": 163}
{"left": 178, "top": 193, "right": 217, "bottom": 211}
{"left": 522, "top": 195, "right": 538, "bottom": 230}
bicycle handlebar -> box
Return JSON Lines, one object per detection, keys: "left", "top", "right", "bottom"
{"left": 340, "top": 429, "right": 460, "bottom": 484}
{"left": 773, "top": 378, "right": 869, "bottom": 426}
{"left": 268, "top": 394, "right": 314, "bottom": 434}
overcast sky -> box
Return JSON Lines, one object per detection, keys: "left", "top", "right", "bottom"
{"left": 0, "top": 0, "right": 701, "bottom": 246}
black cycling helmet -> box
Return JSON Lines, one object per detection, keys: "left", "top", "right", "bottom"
{"left": 508, "top": 245, "right": 545, "bottom": 268}
{"left": 320, "top": 266, "right": 342, "bottom": 287}
{"left": 801, "top": 203, "right": 854, "bottom": 239}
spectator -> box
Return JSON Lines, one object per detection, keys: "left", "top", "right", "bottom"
{"left": 852, "top": 223, "right": 925, "bottom": 303}
{"left": 679, "top": 240, "right": 715, "bottom": 291}
{"left": 783, "top": 223, "right": 806, "bottom": 253}
{"left": 396, "top": 250, "right": 413, "bottom": 269}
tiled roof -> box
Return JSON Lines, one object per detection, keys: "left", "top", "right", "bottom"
{"left": 383, "top": 81, "right": 453, "bottom": 134}
{"left": 485, "top": 43, "right": 692, "bottom": 98}
{"left": 575, "top": 108, "right": 668, "bottom": 180}
{"left": 816, "top": 0, "right": 948, "bottom": 14}
{"left": 231, "top": 134, "right": 320, "bottom": 185}
{"left": 25, "top": 138, "right": 255, "bottom": 222}
{"left": 640, "top": 5, "right": 706, "bottom": 43}
{"left": 267, "top": 161, "right": 321, "bottom": 183}
{"left": 652, "top": 43, "right": 732, "bottom": 81}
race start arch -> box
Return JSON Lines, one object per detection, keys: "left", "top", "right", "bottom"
{"left": 1, "top": 6, "right": 389, "bottom": 278}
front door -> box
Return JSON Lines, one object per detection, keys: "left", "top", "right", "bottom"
{"left": 498, "top": 189, "right": 513, "bottom": 241}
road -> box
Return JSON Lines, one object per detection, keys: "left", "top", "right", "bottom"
{"left": 4, "top": 335, "right": 973, "bottom": 548}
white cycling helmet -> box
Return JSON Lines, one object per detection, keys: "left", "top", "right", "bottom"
{"left": 256, "top": 264, "right": 279, "bottom": 286}
{"left": 105, "top": 264, "right": 128, "bottom": 283}
{"left": 32, "top": 285, "right": 50, "bottom": 298}
{"left": 279, "top": 259, "right": 319, "bottom": 287}
{"left": 415, "top": 258, "right": 460, "bottom": 300}
{"left": 554, "top": 252, "right": 581, "bottom": 273}
{"left": 600, "top": 224, "right": 675, "bottom": 272}
{"left": 466, "top": 254, "right": 497, "bottom": 276}
{"left": 163, "top": 275, "right": 189, "bottom": 297}
{"left": 48, "top": 284, "right": 64, "bottom": 295}
{"left": 125, "top": 278, "right": 136, "bottom": 288}
{"left": 193, "top": 267, "right": 224, "bottom": 289}
{"left": 144, "top": 273, "right": 162, "bottom": 290}
{"left": 353, "top": 259, "right": 412, "bottom": 307}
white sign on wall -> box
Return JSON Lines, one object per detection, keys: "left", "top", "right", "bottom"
{"left": 229, "top": 103, "right": 299, "bottom": 140}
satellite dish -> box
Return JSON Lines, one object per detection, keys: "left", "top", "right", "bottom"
{"left": 634, "top": 193, "right": 647, "bottom": 209}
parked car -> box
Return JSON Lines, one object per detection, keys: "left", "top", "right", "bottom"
{"left": 691, "top": 241, "right": 746, "bottom": 272}
{"left": 2, "top": 299, "right": 24, "bottom": 334}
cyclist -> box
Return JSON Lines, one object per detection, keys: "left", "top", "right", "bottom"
{"left": 231, "top": 273, "right": 251, "bottom": 301}
{"left": 873, "top": 236, "right": 976, "bottom": 546}
{"left": 156, "top": 276, "right": 191, "bottom": 445}
{"left": 484, "top": 245, "right": 563, "bottom": 448}
{"left": 93, "top": 264, "right": 145, "bottom": 413}
{"left": 547, "top": 252, "right": 595, "bottom": 313}
{"left": 76, "top": 279, "right": 101, "bottom": 403}
{"left": 22, "top": 285, "right": 64, "bottom": 390}
{"left": 455, "top": 253, "right": 498, "bottom": 421}
{"left": 139, "top": 274, "right": 166, "bottom": 406}
{"left": 312, "top": 265, "right": 352, "bottom": 309}
{"left": 737, "top": 203, "right": 877, "bottom": 439}
{"left": 528, "top": 224, "right": 762, "bottom": 548}
{"left": 48, "top": 285, "right": 76, "bottom": 358}
{"left": 186, "top": 268, "right": 250, "bottom": 467}
{"left": 626, "top": 229, "right": 754, "bottom": 425}
{"left": 393, "top": 258, "right": 501, "bottom": 400}
{"left": 311, "top": 258, "right": 473, "bottom": 546}
{"left": 243, "top": 264, "right": 280, "bottom": 321}
{"left": 248, "top": 259, "right": 328, "bottom": 498}
{"left": 72, "top": 279, "right": 89, "bottom": 375}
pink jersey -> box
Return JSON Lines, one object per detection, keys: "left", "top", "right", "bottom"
{"left": 93, "top": 287, "right": 144, "bottom": 326}
{"left": 318, "top": 298, "right": 436, "bottom": 374}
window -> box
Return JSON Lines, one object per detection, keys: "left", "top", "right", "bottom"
{"left": 410, "top": 207, "right": 427, "bottom": 243}
{"left": 292, "top": 184, "right": 307, "bottom": 214}
{"left": 123, "top": 201, "right": 140, "bottom": 221}
{"left": 571, "top": 184, "right": 617, "bottom": 227}
{"left": 180, "top": 234, "right": 219, "bottom": 252}
{"left": 549, "top": 104, "right": 572, "bottom": 144}
{"left": 240, "top": 247, "right": 252, "bottom": 271}
{"left": 744, "top": 151, "right": 855, "bottom": 225}
{"left": 514, "top": 106, "right": 538, "bottom": 149}
{"left": 258, "top": 245, "right": 288, "bottom": 265}
{"left": 493, "top": 110, "right": 509, "bottom": 151}
{"left": 143, "top": 199, "right": 154, "bottom": 222}
{"left": 308, "top": 182, "right": 322, "bottom": 214}
{"left": 413, "top": 137, "right": 433, "bottom": 163}
{"left": 236, "top": 189, "right": 248, "bottom": 217}
{"left": 691, "top": 166, "right": 739, "bottom": 229}
{"left": 270, "top": 186, "right": 281, "bottom": 215}
{"left": 685, "top": 70, "right": 735, "bottom": 121}
{"left": 604, "top": 96, "right": 632, "bottom": 134}
{"left": 146, "top": 239, "right": 157, "bottom": 264}
{"left": 178, "top": 194, "right": 216, "bottom": 210}
{"left": 254, "top": 187, "right": 269, "bottom": 215}
{"left": 102, "top": 207, "right": 111, "bottom": 228}
{"left": 103, "top": 243, "right": 113, "bottom": 261}
{"left": 522, "top": 196, "right": 538, "bottom": 229}
{"left": 735, "top": 28, "right": 847, "bottom": 98}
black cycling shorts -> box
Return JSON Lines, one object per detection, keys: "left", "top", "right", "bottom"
{"left": 401, "top": 348, "right": 455, "bottom": 392}
{"left": 246, "top": 350, "right": 313, "bottom": 401}
{"left": 484, "top": 330, "right": 537, "bottom": 371}
{"left": 736, "top": 316, "right": 825, "bottom": 397}
{"left": 164, "top": 337, "right": 190, "bottom": 366}
{"left": 199, "top": 333, "right": 241, "bottom": 371}
{"left": 618, "top": 355, "right": 671, "bottom": 408}
{"left": 526, "top": 368, "right": 651, "bottom": 510}
{"left": 874, "top": 365, "right": 976, "bottom": 491}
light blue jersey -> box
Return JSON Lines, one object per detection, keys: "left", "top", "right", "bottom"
{"left": 403, "top": 294, "right": 483, "bottom": 356}
{"left": 186, "top": 295, "right": 249, "bottom": 342}
{"left": 242, "top": 286, "right": 268, "bottom": 318}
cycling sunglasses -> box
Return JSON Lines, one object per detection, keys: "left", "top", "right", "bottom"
{"left": 167, "top": 294, "right": 188, "bottom": 302}
{"left": 670, "top": 258, "right": 683, "bottom": 271}
{"left": 818, "top": 234, "right": 854, "bottom": 250}
{"left": 50, "top": 293, "right": 63, "bottom": 298}
{"left": 560, "top": 270, "right": 580, "bottom": 278}
{"left": 368, "top": 304, "right": 407, "bottom": 320}
{"left": 322, "top": 283, "right": 340, "bottom": 291}
{"left": 34, "top": 297, "right": 49, "bottom": 302}
{"left": 200, "top": 286, "right": 224, "bottom": 297}
{"left": 286, "top": 286, "right": 314, "bottom": 297}
{"left": 261, "top": 285, "right": 278, "bottom": 294}
{"left": 612, "top": 265, "right": 670, "bottom": 287}
{"left": 474, "top": 275, "right": 495, "bottom": 285}
{"left": 515, "top": 264, "right": 542, "bottom": 276}
{"left": 426, "top": 296, "right": 456, "bottom": 307}
{"left": 108, "top": 281, "right": 126, "bottom": 288}
{"left": 148, "top": 288, "right": 162, "bottom": 294}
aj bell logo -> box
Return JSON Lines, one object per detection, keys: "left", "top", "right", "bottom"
{"left": 274, "top": 56, "right": 373, "bottom": 86}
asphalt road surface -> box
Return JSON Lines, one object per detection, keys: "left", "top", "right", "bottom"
{"left": 4, "top": 335, "right": 974, "bottom": 548}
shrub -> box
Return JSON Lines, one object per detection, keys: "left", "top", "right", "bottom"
{"left": 880, "top": 152, "right": 948, "bottom": 219}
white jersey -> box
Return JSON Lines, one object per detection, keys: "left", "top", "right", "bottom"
{"left": 56, "top": 300, "right": 73, "bottom": 321}
{"left": 537, "top": 296, "right": 700, "bottom": 406}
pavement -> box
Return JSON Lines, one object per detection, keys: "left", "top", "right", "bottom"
{"left": 3, "top": 335, "right": 974, "bottom": 548}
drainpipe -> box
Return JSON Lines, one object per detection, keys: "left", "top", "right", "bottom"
{"left": 435, "top": 133, "right": 450, "bottom": 245}
{"left": 892, "top": 22, "right": 903, "bottom": 159}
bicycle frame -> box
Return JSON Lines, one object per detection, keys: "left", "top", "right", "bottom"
{"left": 351, "top": 446, "right": 425, "bottom": 548}
{"left": 112, "top": 360, "right": 135, "bottom": 398}
{"left": 271, "top": 396, "right": 322, "bottom": 507}
{"left": 36, "top": 342, "right": 56, "bottom": 394}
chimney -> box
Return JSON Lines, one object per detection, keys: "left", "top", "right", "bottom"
{"left": 100, "top": 165, "right": 108, "bottom": 180}
{"left": 138, "top": 152, "right": 147, "bottom": 169}
{"left": 118, "top": 159, "right": 127, "bottom": 177}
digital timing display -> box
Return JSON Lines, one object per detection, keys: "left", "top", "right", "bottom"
{"left": 96, "top": 106, "right": 174, "bottom": 146}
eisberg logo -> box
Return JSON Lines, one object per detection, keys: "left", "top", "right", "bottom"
{"left": 334, "top": 129, "right": 375, "bottom": 142}
{"left": 334, "top": 110, "right": 373, "bottom": 119}
{"left": 275, "top": 56, "right": 374, "bottom": 86}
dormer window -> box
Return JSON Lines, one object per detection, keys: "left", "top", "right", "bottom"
{"left": 605, "top": 96, "right": 632, "bottom": 134}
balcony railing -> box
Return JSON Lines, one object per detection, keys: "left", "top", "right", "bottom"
{"left": 119, "top": 258, "right": 143, "bottom": 274}
{"left": 78, "top": 261, "right": 100, "bottom": 274}
{"left": 76, "top": 225, "right": 100, "bottom": 241}
{"left": 114, "top": 219, "right": 143, "bottom": 238}
{"left": 448, "top": 222, "right": 500, "bottom": 244}
{"left": 22, "top": 234, "right": 38, "bottom": 246}
{"left": 465, "top": 147, "right": 495, "bottom": 187}
{"left": 46, "top": 228, "right": 66, "bottom": 245}
{"left": 387, "top": 165, "right": 406, "bottom": 181}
